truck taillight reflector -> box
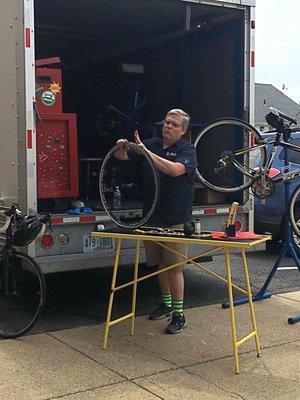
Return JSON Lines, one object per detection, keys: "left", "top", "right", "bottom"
{"left": 41, "top": 233, "right": 54, "bottom": 248}
{"left": 27, "top": 130, "right": 32, "bottom": 149}
{"left": 251, "top": 51, "right": 255, "bottom": 67}
{"left": 79, "top": 215, "right": 96, "bottom": 222}
{"left": 250, "top": 132, "right": 255, "bottom": 147}
{"left": 204, "top": 208, "right": 217, "bottom": 215}
{"left": 25, "top": 28, "right": 31, "bottom": 47}
{"left": 51, "top": 217, "right": 64, "bottom": 224}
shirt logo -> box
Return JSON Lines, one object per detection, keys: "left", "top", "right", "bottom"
{"left": 166, "top": 152, "right": 177, "bottom": 157}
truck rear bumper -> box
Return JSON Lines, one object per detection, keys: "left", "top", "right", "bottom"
{"left": 36, "top": 248, "right": 146, "bottom": 273}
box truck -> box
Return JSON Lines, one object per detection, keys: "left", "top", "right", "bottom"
{"left": 0, "top": 0, "right": 256, "bottom": 273}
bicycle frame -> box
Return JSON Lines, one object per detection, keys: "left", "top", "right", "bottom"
{"left": 223, "top": 127, "right": 300, "bottom": 186}
{"left": 263, "top": 133, "right": 300, "bottom": 183}
{"left": 221, "top": 141, "right": 268, "bottom": 179}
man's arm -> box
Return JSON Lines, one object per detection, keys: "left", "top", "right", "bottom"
{"left": 146, "top": 151, "right": 186, "bottom": 177}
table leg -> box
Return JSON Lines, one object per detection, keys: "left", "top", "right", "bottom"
{"left": 224, "top": 248, "right": 240, "bottom": 374}
{"left": 241, "top": 249, "right": 261, "bottom": 356}
{"left": 131, "top": 240, "right": 140, "bottom": 335}
{"left": 102, "top": 238, "right": 122, "bottom": 349}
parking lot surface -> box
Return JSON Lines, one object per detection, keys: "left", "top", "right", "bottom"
{"left": 23, "top": 249, "right": 300, "bottom": 335}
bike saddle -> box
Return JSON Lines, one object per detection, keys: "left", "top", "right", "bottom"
{"left": 269, "top": 107, "right": 297, "bottom": 125}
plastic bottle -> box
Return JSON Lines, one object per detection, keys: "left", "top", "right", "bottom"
{"left": 74, "top": 200, "right": 85, "bottom": 209}
{"left": 113, "top": 186, "right": 121, "bottom": 209}
{"left": 194, "top": 219, "right": 201, "bottom": 235}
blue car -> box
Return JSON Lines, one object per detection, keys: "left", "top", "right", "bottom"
{"left": 254, "top": 131, "right": 300, "bottom": 252}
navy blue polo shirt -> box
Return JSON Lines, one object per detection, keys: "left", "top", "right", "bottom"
{"left": 142, "top": 137, "right": 198, "bottom": 227}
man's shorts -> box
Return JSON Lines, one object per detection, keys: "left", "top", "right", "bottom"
{"left": 143, "top": 225, "right": 188, "bottom": 270}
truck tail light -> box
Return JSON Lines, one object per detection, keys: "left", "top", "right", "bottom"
{"left": 41, "top": 233, "right": 54, "bottom": 248}
{"left": 220, "top": 219, "right": 242, "bottom": 232}
{"left": 235, "top": 220, "right": 242, "bottom": 232}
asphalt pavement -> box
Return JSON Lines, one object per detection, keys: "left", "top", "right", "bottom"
{"left": 28, "top": 248, "right": 300, "bottom": 335}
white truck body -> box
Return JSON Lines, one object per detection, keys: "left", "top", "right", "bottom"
{"left": 0, "top": 0, "right": 256, "bottom": 273}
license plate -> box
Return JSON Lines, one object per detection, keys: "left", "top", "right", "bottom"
{"left": 83, "top": 235, "right": 115, "bottom": 252}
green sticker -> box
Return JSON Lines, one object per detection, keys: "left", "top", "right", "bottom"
{"left": 41, "top": 91, "right": 56, "bottom": 106}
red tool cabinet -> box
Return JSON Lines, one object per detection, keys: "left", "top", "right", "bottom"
{"left": 35, "top": 58, "right": 79, "bottom": 198}
{"left": 36, "top": 114, "right": 78, "bottom": 199}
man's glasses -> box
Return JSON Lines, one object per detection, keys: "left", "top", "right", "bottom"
{"left": 163, "top": 119, "right": 182, "bottom": 129}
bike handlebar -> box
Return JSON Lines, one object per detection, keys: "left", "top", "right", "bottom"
{"left": 40, "top": 213, "right": 52, "bottom": 224}
{"left": 0, "top": 204, "right": 52, "bottom": 234}
{"left": 269, "top": 107, "right": 297, "bottom": 125}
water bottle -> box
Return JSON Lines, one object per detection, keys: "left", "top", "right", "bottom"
{"left": 113, "top": 186, "right": 121, "bottom": 209}
{"left": 74, "top": 200, "right": 85, "bottom": 209}
{"left": 194, "top": 219, "right": 201, "bottom": 235}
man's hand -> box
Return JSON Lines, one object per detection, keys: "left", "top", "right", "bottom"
{"left": 134, "top": 131, "right": 147, "bottom": 153}
{"left": 114, "top": 139, "right": 129, "bottom": 160}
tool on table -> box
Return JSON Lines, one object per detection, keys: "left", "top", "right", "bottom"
{"left": 225, "top": 202, "right": 239, "bottom": 236}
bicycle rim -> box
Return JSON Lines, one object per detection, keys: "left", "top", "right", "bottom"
{"left": 289, "top": 186, "right": 300, "bottom": 237}
{"left": 0, "top": 252, "right": 46, "bottom": 339}
{"left": 194, "top": 118, "right": 266, "bottom": 192}
{"left": 99, "top": 142, "right": 159, "bottom": 228}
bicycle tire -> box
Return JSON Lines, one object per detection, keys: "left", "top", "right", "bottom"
{"left": 99, "top": 142, "right": 159, "bottom": 228}
{"left": 0, "top": 212, "right": 10, "bottom": 234}
{"left": 0, "top": 251, "right": 46, "bottom": 339}
{"left": 193, "top": 118, "right": 266, "bottom": 192}
{"left": 289, "top": 185, "right": 300, "bottom": 237}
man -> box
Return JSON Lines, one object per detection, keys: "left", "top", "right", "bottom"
{"left": 115, "top": 109, "right": 197, "bottom": 334}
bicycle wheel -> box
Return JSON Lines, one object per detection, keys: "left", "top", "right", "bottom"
{"left": 289, "top": 185, "right": 300, "bottom": 237}
{"left": 0, "top": 251, "right": 46, "bottom": 339}
{"left": 99, "top": 142, "right": 159, "bottom": 228}
{"left": 0, "top": 210, "right": 10, "bottom": 233}
{"left": 194, "top": 118, "right": 266, "bottom": 192}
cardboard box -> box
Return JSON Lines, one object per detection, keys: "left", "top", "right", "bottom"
{"left": 194, "top": 187, "right": 226, "bottom": 205}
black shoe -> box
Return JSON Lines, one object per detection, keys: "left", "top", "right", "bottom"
{"left": 149, "top": 303, "right": 172, "bottom": 320}
{"left": 166, "top": 313, "right": 187, "bottom": 334}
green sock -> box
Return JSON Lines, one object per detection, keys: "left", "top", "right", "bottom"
{"left": 172, "top": 300, "right": 184, "bottom": 315}
{"left": 162, "top": 293, "right": 172, "bottom": 308}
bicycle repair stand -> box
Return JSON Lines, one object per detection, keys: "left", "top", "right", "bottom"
{"left": 222, "top": 146, "right": 300, "bottom": 324}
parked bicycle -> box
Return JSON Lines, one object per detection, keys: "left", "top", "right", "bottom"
{"left": 193, "top": 107, "right": 300, "bottom": 237}
{"left": 0, "top": 204, "right": 50, "bottom": 339}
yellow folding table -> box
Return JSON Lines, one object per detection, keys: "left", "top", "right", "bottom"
{"left": 91, "top": 229, "right": 271, "bottom": 374}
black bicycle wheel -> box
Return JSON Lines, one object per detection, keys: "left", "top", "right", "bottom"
{"left": 194, "top": 118, "right": 266, "bottom": 192}
{"left": 99, "top": 142, "right": 159, "bottom": 228}
{"left": 0, "top": 251, "right": 46, "bottom": 339}
{"left": 289, "top": 185, "right": 300, "bottom": 237}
